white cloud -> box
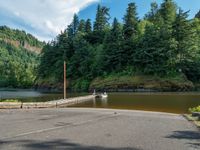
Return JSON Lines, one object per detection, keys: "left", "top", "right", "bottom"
{"left": 14, "top": 11, "right": 20, "bottom": 17}
{"left": 0, "top": 0, "right": 98, "bottom": 41}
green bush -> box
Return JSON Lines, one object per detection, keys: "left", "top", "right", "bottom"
{"left": 189, "top": 106, "right": 200, "bottom": 113}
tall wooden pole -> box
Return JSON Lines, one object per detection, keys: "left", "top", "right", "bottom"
{"left": 64, "top": 61, "right": 66, "bottom": 99}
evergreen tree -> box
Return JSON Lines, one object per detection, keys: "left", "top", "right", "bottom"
{"left": 195, "top": 10, "right": 200, "bottom": 19}
{"left": 121, "top": 2, "right": 139, "bottom": 66}
{"left": 85, "top": 19, "right": 92, "bottom": 33}
{"left": 103, "top": 18, "right": 123, "bottom": 72}
{"left": 159, "top": 0, "right": 177, "bottom": 26}
{"left": 66, "top": 15, "right": 80, "bottom": 61}
{"left": 123, "top": 2, "right": 138, "bottom": 39}
{"left": 93, "top": 5, "right": 110, "bottom": 32}
{"left": 68, "top": 14, "right": 79, "bottom": 37}
{"left": 91, "top": 5, "right": 110, "bottom": 44}
{"left": 38, "top": 43, "right": 57, "bottom": 78}
{"left": 158, "top": 0, "right": 177, "bottom": 73}
{"left": 93, "top": 4, "right": 101, "bottom": 31}
{"left": 68, "top": 33, "right": 92, "bottom": 80}
{"left": 144, "top": 2, "right": 159, "bottom": 23}
{"left": 137, "top": 23, "right": 175, "bottom": 75}
{"left": 173, "top": 9, "right": 192, "bottom": 65}
{"left": 179, "top": 14, "right": 200, "bottom": 81}
{"left": 78, "top": 19, "right": 86, "bottom": 33}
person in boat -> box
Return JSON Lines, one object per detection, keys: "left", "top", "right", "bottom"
{"left": 93, "top": 89, "right": 96, "bottom": 95}
{"left": 101, "top": 91, "right": 108, "bottom": 98}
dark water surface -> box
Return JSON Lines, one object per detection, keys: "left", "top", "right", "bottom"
{"left": 1, "top": 90, "right": 200, "bottom": 114}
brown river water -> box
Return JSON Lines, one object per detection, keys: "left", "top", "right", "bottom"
{"left": 1, "top": 90, "right": 200, "bottom": 114}
{"left": 69, "top": 92, "right": 200, "bottom": 114}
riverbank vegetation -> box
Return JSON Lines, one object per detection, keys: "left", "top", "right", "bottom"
{"left": 37, "top": 0, "right": 200, "bottom": 91}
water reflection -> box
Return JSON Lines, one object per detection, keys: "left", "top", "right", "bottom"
{"left": 92, "top": 98, "right": 96, "bottom": 107}
{"left": 101, "top": 97, "right": 108, "bottom": 107}
{"left": 92, "top": 97, "right": 108, "bottom": 108}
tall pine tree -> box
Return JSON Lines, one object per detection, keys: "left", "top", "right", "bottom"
{"left": 85, "top": 19, "right": 92, "bottom": 33}
{"left": 91, "top": 5, "right": 110, "bottom": 44}
{"left": 103, "top": 18, "right": 123, "bottom": 72}
{"left": 123, "top": 3, "right": 138, "bottom": 39}
{"left": 78, "top": 19, "right": 86, "bottom": 33}
{"left": 173, "top": 9, "right": 192, "bottom": 65}
{"left": 122, "top": 2, "right": 139, "bottom": 67}
{"left": 93, "top": 5, "right": 110, "bottom": 32}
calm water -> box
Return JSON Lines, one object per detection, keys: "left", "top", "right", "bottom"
{"left": 1, "top": 90, "right": 200, "bottom": 114}
{"left": 0, "top": 90, "right": 85, "bottom": 102}
{"left": 69, "top": 92, "right": 200, "bottom": 114}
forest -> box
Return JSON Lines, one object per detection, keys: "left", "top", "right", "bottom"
{"left": 37, "top": 0, "right": 200, "bottom": 91}
{"left": 0, "top": 26, "right": 43, "bottom": 88}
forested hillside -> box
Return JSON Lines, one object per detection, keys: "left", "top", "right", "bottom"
{"left": 38, "top": 0, "right": 200, "bottom": 91}
{"left": 0, "top": 26, "right": 44, "bottom": 88}
{"left": 0, "top": 26, "right": 44, "bottom": 53}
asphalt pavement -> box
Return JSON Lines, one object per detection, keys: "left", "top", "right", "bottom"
{"left": 0, "top": 108, "right": 199, "bottom": 150}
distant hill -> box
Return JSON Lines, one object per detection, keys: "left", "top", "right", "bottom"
{"left": 0, "top": 26, "right": 45, "bottom": 54}
{"left": 0, "top": 26, "right": 45, "bottom": 88}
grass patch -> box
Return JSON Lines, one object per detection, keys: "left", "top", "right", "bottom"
{"left": 0, "top": 99, "right": 20, "bottom": 102}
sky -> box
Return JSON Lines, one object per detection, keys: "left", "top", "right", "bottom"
{"left": 0, "top": 0, "right": 200, "bottom": 42}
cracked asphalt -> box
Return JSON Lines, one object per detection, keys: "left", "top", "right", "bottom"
{"left": 0, "top": 108, "right": 199, "bottom": 150}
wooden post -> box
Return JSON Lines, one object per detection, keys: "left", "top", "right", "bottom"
{"left": 64, "top": 61, "right": 66, "bottom": 99}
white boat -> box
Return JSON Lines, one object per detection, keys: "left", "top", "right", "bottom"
{"left": 101, "top": 92, "right": 108, "bottom": 98}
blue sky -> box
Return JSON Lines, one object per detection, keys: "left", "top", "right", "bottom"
{"left": 0, "top": 0, "right": 200, "bottom": 42}
{"left": 79, "top": 0, "right": 200, "bottom": 23}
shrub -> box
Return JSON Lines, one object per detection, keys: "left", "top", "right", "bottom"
{"left": 189, "top": 106, "right": 200, "bottom": 113}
